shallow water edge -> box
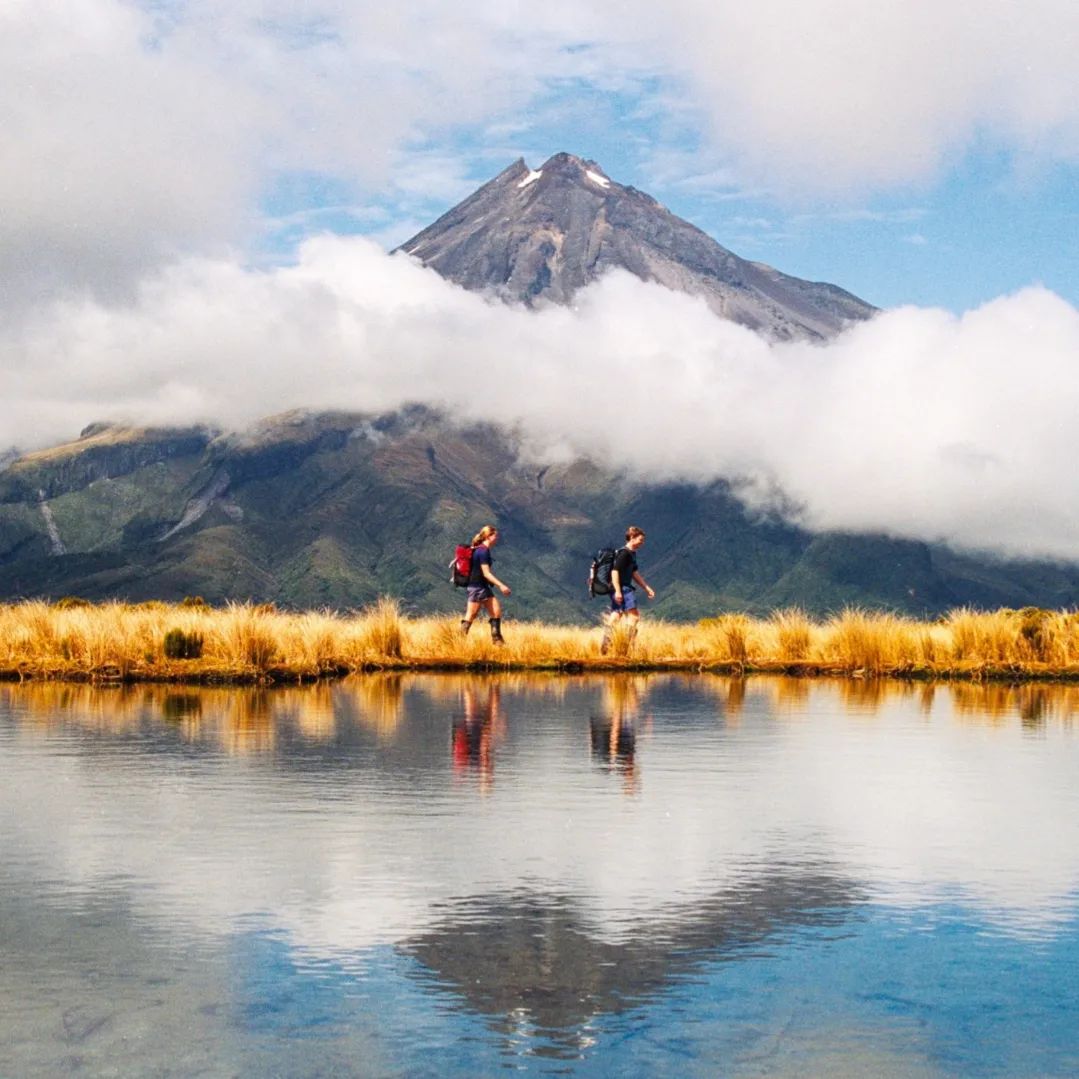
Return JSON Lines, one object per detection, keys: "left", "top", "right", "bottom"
{"left": 5, "top": 657, "right": 1079, "bottom": 686}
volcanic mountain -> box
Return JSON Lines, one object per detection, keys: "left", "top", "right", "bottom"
{"left": 397, "top": 152, "right": 876, "bottom": 341}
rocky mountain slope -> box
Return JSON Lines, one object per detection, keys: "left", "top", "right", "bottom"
{"left": 2, "top": 409, "right": 1076, "bottom": 618}
{"left": 397, "top": 152, "right": 876, "bottom": 341}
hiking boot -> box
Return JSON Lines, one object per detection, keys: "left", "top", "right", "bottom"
{"left": 490, "top": 618, "right": 504, "bottom": 645}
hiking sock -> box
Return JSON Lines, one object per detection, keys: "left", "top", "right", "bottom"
{"left": 461, "top": 619, "right": 472, "bottom": 635}
{"left": 490, "top": 617, "right": 504, "bottom": 643}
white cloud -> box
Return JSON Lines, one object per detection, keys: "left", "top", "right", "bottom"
{"left": 0, "top": 0, "right": 260, "bottom": 304}
{"left": 640, "top": 0, "right": 1079, "bottom": 194}
{"left": 5, "top": 237, "right": 1079, "bottom": 561}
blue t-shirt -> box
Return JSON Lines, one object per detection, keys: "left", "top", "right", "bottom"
{"left": 469, "top": 544, "right": 492, "bottom": 585}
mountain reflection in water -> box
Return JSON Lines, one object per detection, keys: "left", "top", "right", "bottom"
{"left": 402, "top": 870, "right": 860, "bottom": 1057}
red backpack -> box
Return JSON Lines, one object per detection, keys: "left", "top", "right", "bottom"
{"left": 450, "top": 544, "right": 473, "bottom": 587}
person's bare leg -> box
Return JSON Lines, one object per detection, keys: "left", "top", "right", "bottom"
{"left": 601, "top": 611, "right": 621, "bottom": 654}
{"left": 462, "top": 599, "right": 482, "bottom": 634}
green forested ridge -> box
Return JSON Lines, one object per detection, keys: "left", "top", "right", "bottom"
{"left": 1, "top": 408, "right": 1077, "bottom": 619}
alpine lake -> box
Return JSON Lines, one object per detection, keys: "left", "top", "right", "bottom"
{"left": 2, "top": 673, "right": 1078, "bottom": 1077}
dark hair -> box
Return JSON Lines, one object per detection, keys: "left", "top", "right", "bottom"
{"left": 625, "top": 525, "right": 646, "bottom": 542}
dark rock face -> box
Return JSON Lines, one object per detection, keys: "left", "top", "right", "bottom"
{"left": 397, "top": 152, "right": 876, "bottom": 341}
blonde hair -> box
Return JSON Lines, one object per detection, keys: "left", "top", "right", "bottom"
{"left": 471, "top": 524, "right": 498, "bottom": 547}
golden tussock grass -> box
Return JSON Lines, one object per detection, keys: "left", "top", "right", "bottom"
{"left": 2, "top": 600, "right": 1079, "bottom": 683}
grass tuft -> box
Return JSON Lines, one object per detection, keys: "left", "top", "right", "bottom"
{"left": 771, "top": 608, "right": 812, "bottom": 661}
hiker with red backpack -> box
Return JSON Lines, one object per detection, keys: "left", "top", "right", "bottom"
{"left": 455, "top": 525, "right": 511, "bottom": 643}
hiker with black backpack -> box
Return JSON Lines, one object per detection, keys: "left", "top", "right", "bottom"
{"left": 457, "top": 524, "right": 511, "bottom": 643}
{"left": 599, "top": 525, "right": 655, "bottom": 654}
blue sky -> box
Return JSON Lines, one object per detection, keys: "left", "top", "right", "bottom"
{"left": 4, "top": 1, "right": 1079, "bottom": 557}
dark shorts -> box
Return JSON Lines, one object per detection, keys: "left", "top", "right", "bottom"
{"left": 610, "top": 586, "right": 639, "bottom": 613}
{"left": 467, "top": 583, "right": 494, "bottom": 603}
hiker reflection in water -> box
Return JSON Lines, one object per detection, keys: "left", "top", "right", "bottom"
{"left": 452, "top": 681, "right": 505, "bottom": 792}
{"left": 589, "top": 678, "right": 650, "bottom": 795}
{"left": 462, "top": 524, "right": 511, "bottom": 645}
{"left": 601, "top": 525, "right": 655, "bottom": 654}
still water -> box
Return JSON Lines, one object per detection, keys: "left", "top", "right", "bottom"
{"left": 2, "top": 675, "right": 1078, "bottom": 1077}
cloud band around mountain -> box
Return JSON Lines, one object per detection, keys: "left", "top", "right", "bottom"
{"left": 5, "top": 236, "right": 1078, "bottom": 562}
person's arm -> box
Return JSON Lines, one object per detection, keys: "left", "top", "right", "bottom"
{"left": 611, "top": 567, "right": 622, "bottom": 601}
{"left": 481, "top": 560, "right": 511, "bottom": 596}
{"left": 632, "top": 569, "right": 655, "bottom": 600}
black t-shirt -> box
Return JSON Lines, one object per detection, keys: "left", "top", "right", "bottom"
{"left": 612, "top": 547, "right": 638, "bottom": 588}
{"left": 469, "top": 544, "right": 492, "bottom": 585}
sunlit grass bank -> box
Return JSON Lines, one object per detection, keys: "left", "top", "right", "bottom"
{"left": 2, "top": 599, "right": 1079, "bottom": 683}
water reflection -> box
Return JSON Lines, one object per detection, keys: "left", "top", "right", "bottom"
{"left": 2, "top": 679, "right": 403, "bottom": 754}
{"left": 160, "top": 691, "right": 202, "bottom": 723}
{"left": 349, "top": 674, "right": 405, "bottom": 738}
{"left": 3, "top": 673, "right": 1079, "bottom": 1074}
{"left": 948, "top": 681, "right": 1079, "bottom": 731}
{"left": 5, "top": 673, "right": 1079, "bottom": 753}
{"left": 402, "top": 867, "right": 860, "bottom": 1059}
{"left": 772, "top": 674, "right": 809, "bottom": 712}
{"left": 589, "top": 677, "right": 650, "bottom": 794}
{"left": 452, "top": 680, "right": 506, "bottom": 790}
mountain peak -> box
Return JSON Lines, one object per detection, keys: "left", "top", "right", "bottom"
{"left": 398, "top": 154, "right": 875, "bottom": 341}
{"left": 536, "top": 151, "right": 611, "bottom": 182}
{"left": 487, "top": 152, "right": 615, "bottom": 198}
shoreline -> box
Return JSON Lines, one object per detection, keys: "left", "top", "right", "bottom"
{"left": 4, "top": 658, "right": 1079, "bottom": 686}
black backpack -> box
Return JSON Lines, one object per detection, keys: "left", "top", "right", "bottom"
{"left": 588, "top": 546, "right": 618, "bottom": 597}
